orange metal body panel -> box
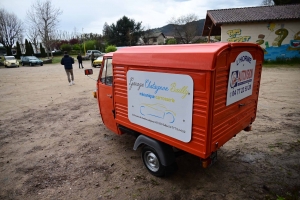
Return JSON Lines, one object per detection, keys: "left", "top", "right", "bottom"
{"left": 96, "top": 53, "right": 119, "bottom": 134}
{"left": 97, "top": 43, "right": 264, "bottom": 159}
{"left": 209, "top": 45, "right": 263, "bottom": 152}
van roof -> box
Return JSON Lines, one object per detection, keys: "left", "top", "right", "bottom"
{"left": 112, "top": 42, "right": 261, "bottom": 70}
{"left": 104, "top": 52, "right": 114, "bottom": 57}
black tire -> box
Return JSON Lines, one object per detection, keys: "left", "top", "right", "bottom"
{"left": 142, "top": 146, "right": 167, "bottom": 177}
{"left": 40, "top": 63, "right": 43, "bottom": 66}
{"left": 22, "top": 62, "right": 24, "bottom": 66}
{"left": 30, "top": 62, "right": 33, "bottom": 66}
{"left": 4, "top": 65, "right": 7, "bottom": 68}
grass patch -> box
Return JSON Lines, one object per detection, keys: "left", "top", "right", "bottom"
{"left": 41, "top": 56, "right": 74, "bottom": 64}
{"left": 50, "top": 56, "right": 62, "bottom": 64}
{"left": 263, "top": 56, "right": 300, "bottom": 67}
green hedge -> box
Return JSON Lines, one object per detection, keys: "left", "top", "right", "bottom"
{"left": 43, "top": 59, "right": 53, "bottom": 64}
{"left": 263, "top": 56, "right": 300, "bottom": 65}
{"left": 52, "top": 51, "right": 63, "bottom": 56}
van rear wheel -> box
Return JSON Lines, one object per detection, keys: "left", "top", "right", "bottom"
{"left": 142, "top": 146, "right": 166, "bottom": 177}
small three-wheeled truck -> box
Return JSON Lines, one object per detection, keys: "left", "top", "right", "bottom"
{"left": 85, "top": 42, "right": 263, "bottom": 177}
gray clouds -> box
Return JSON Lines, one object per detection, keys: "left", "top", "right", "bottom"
{"left": 0, "top": 0, "right": 262, "bottom": 34}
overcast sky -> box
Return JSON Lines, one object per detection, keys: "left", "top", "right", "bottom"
{"left": 1, "top": 0, "right": 263, "bottom": 35}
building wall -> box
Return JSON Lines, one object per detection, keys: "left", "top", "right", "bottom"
{"left": 148, "top": 34, "right": 165, "bottom": 45}
{"left": 157, "top": 35, "right": 165, "bottom": 45}
{"left": 221, "top": 21, "right": 300, "bottom": 60}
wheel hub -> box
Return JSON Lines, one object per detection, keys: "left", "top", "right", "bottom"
{"left": 144, "top": 151, "right": 159, "bottom": 172}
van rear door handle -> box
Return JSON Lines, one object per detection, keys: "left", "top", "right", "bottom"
{"left": 107, "top": 94, "right": 112, "bottom": 98}
{"left": 239, "top": 103, "right": 245, "bottom": 107}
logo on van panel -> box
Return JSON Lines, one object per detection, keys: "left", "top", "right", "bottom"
{"left": 236, "top": 54, "right": 252, "bottom": 66}
{"left": 226, "top": 51, "right": 256, "bottom": 106}
{"left": 230, "top": 69, "right": 254, "bottom": 89}
{"left": 230, "top": 71, "right": 238, "bottom": 88}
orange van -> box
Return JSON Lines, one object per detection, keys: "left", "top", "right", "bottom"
{"left": 85, "top": 42, "right": 264, "bottom": 177}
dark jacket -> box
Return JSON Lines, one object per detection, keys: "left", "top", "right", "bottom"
{"left": 77, "top": 55, "right": 83, "bottom": 63}
{"left": 61, "top": 54, "right": 74, "bottom": 69}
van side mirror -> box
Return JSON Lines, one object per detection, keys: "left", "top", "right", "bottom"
{"left": 84, "top": 69, "right": 93, "bottom": 75}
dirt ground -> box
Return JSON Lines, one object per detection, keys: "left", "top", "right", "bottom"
{"left": 0, "top": 61, "right": 299, "bottom": 200}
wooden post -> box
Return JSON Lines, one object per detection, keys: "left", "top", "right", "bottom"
{"left": 208, "top": 24, "right": 214, "bottom": 43}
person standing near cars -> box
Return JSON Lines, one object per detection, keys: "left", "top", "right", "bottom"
{"left": 61, "top": 51, "right": 75, "bottom": 86}
{"left": 77, "top": 53, "right": 84, "bottom": 69}
{"left": 91, "top": 52, "right": 95, "bottom": 67}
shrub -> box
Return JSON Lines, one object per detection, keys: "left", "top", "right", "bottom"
{"left": 43, "top": 59, "right": 52, "bottom": 64}
{"left": 105, "top": 45, "right": 117, "bottom": 53}
{"left": 166, "top": 38, "right": 177, "bottom": 45}
{"left": 72, "top": 44, "right": 83, "bottom": 52}
{"left": 69, "top": 50, "right": 79, "bottom": 56}
{"left": 84, "top": 40, "right": 97, "bottom": 51}
{"left": 60, "top": 44, "right": 72, "bottom": 53}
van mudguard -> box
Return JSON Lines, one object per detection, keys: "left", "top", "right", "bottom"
{"left": 133, "top": 135, "right": 176, "bottom": 166}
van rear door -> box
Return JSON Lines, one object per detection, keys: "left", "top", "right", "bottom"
{"left": 210, "top": 46, "right": 263, "bottom": 152}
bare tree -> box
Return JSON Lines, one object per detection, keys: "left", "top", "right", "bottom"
{"left": 56, "top": 30, "right": 72, "bottom": 41}
{"left": 26, "top": 27, "right": 40, "bottom": 53}
{"left": 26, "top": 0, "right": 62, "bottom": 58}
{"left": 141, "top": 25, "right": 152, "bottom": 45}
{"left": 261, "top": 0, "right": 275, "bottom": 5}
{"left": 168, "top": 14, "right": 199, "bottom": 44}
{"left": 0, "top": 9, "right": 23, "bottom": 55}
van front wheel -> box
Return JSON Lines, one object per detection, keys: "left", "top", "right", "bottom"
{"left": 142, "top": 146, "right": 166, "bottom": 177}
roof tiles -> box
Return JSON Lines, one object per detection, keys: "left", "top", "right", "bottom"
{"left": 207, "top": 4, "right": 300, "bottom": 24}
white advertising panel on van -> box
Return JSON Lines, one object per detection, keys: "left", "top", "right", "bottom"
{"left": 226, "top": 51, "right": 256, "bottom": 106}
{"left": 127, "top": 70, "right": 194, "bottom": 143}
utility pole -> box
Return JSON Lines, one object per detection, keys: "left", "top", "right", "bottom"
{"left": 82, "top": 28, "right": 86, "bottom": 54}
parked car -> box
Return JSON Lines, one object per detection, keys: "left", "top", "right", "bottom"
{"left": 92, "top": 56, "right": 103, "bottom": 68}
{"left": 1, "top": 56, "right": 19, "bottom": 68}
{"left": 86, "top": 50, "right": 102, "bottom": 58}
{"left": 21, "top": 56, "right": 43, "bottom": 66}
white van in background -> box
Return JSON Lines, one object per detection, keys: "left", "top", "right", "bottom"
{"left": 86, "top": 50, "right": 102, "bottom": 58}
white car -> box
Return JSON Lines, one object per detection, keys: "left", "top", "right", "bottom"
{"left": 2, "top": 56, "right": 19, "bottom": 68}
{"left": 86, "top": 50, "right": 102, "bottom": 58}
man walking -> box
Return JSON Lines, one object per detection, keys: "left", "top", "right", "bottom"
{"left": 77, "top": 53, "right": 84, "bottom": 69}
{"left": 61, "top": 51, "right": 75, "bottom": 86}
{"left": 91, "top": 52, "right": 95, "bottom": 67}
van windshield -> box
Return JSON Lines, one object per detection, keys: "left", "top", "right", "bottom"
{"left": 28, "top": 56, "right": 38, "bottom": 60}
{"left": 100, "top": 58, "right": 113, "bottom": 86}
{"left": 5, "top": 56, "right": 15, "bottom": 60}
